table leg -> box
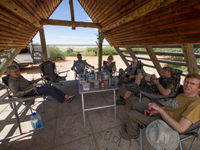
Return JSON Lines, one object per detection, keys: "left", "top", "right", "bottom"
{"left": 114, "top": 89, "right": 116, "bottom": 120}
{"left": 81, "top": 93, "right": 86, "bottom": 127}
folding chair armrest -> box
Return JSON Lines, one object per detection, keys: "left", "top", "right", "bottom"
{"left": 58, "top": 70, "right": 70, "bottom": 77}
{"left": 140, "top": 90, "right": 176, "bottom": 100}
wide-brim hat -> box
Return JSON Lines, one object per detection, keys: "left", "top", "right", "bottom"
{"left": 146, "top": 120, "right": 180, "bottom": 150}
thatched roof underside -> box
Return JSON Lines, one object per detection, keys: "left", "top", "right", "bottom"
{"left": 1, "top": 0, "right": 200, "bottom": 51}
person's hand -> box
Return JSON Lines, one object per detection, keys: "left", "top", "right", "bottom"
{"left": 137, "top": 72, "right": 143, "bottom": 80}
{"left": 152, "top": 78, "right": 159, "bottom": 84}
{"left": 148, "top": 103, "right": 162, "bottom": 112}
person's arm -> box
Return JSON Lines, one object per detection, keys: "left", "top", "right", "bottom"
{"left": 86, "top": 62, "right": 94, "bottom": 68}
{"left": 153, "top": 79, "right": 171, "bottom": 95}
{"left": 71, "top": 61, "right": 76, "bottom": 70}
{"left": 112, "top": 64, "right": 116, "bottom": 72}
{"left": 149, "top": 103, "right": 192, "bottom": 133}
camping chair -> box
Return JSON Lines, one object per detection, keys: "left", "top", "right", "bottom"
{"left": 40, "top": 60, "right": 69, "bottom": 85}
{"left": 179, "top": 120, "right": 200, "bottom": 150}
{"left": 2, "top": 75, "right": 46, "bottom": 114}
{"left": 139, "top": 69, "right": 183, "bottom": 105}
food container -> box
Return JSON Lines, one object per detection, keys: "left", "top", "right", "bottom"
{"left": 94, "top": 80, "right": 99, "bottom": 89}
{"left": 82, "top": 82, "right": 90, "bottom": 91}
{"left": 87, "top": 75, "right": 94, "bottom": 83}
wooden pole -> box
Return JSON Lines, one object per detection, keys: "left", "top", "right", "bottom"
{"left": 69, "top": 0, "right": 75, "bottom": 30}
{"left": 181, "top": 43, "right": 198, "bottom": 74}
{"left": 41, "top": 19, "right": 101, "bottom": 29}
{"left": 145, "top": 45, "right": 162, "bottom": 76}
{"left": 39, "top": 26, "right": 48, "bottom": 61}
{"left": 97, "top": 31, "right": 104, "bottom": 71}
{"left": 126, "top": 47, "right": 137, "bottom": 60}
{"left": 114, "top": 47, "right": 129, "bottom": 67}
{"left": 0, "top": 49, "right": 21, "bottom": 77}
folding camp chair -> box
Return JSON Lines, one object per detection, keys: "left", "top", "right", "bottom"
{"left": 179, "top": 120, "right": 200, "bottom": 150}
{"left": 2, "top": 75, "right": 46, "bottom": 113}
{"left": 139, "top": 69, "right": 183, "bottom": 104}
{"left": 40, "top": 60, "right": 69, "bottom": 85}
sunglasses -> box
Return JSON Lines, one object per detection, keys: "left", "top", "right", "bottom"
{"left": 108, "top": 57, "right": 113, "bottom": 60}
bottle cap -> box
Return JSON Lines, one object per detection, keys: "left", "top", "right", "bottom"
{"left": 32, "top": 112, "right": 36, "bottom": 116}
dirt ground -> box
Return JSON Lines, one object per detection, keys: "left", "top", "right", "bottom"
{"left": 19, "top": 55, "right": 159, "bottom": 81}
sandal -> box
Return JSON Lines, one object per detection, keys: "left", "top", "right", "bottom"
{"left": 66, "top": 95, "right": 75, "bottom": 103}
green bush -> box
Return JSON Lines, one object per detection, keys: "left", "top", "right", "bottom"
{"left": 65, "top": 49, "right": 82, "bottom": 56}
{"left": 49, "top": 46, "right": 66, "bottom": 61}
{"left": 103, "top": 46, "right": 117, "bottom": 55}
{"left": 85, "top": 47, "right": 97, "bottom": 56}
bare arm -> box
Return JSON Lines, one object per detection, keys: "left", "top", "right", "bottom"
{"left": 149, "top": 103, "right": 192, "bottom": 133}
{"left": 156, "top": 82, "right": 171, "bottom": 95}
{"left": 153, "top": 79, "right": 171, "bottom": 95}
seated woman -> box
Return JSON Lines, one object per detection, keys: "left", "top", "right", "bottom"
{"left": 102, "top": 55, "right": 116, "bottom": 74}
{"left": 6, "top": 65, "right": 75, "bottom": 103}
{"left": 71, "top": 54, "right": 94, "bottom": 75}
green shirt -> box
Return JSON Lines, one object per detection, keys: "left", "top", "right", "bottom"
{"left": 8, "top": 75, "right": 38, "bottom": 97}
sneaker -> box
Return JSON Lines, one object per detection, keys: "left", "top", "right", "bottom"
{"left": 116, "top": 96, "right": 126, "bottom": 105}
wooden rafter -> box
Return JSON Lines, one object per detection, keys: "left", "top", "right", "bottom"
{"left": 144, "top": 45, "right": 162, "bottom": 76}
{"left": 0, "top": 0, "right": 41, "bottom": 29}
{"left": 181, "top": 44, "right": 198, "bottom": 74}
{"left": 41, "top": 19, "right": 101, "bottom": 28}
{"left": 101, "top": 0, "right": 178, "bottom": 32}
{"left": 69, "top": 0, "right": 75, "bottom": 30}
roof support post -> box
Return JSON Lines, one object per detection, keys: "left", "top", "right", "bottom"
{"left": 0, "top": 49, "right": 21, "bottom": 77}
{"left": 39, "top": 26, "right": 48, "bottom": 61}
{"left": 97, "top": 31, "right": 104, "bottom": 71}
{"left": 144, "top": 45, "right": 162, "bottom": 76}
{"left": 69, "top": 0, "right": 75, "bottom": 30}
{"left": 181, "top": 43, "right": 198, "bottom": 74}
{"left": 114, "top": 47, "right": 129, "bottom": 67}
{"left": 126, "top": 47, "right": 137, "bottom": 60}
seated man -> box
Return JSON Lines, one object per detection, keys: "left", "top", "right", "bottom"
{"left": 71, "top": 54, "right": 94, "bottom": 74}
{"left": 7, "top": 65, "right": 75, "bottom": 103}
{"left": 102, "top": 55, "right": 116, "bottom": 74}
{"left": 117, "top": 67, "right": 176, "bottom": 105}
{"left": 118, "top": 59, "right": 144, "bottom": 86}
{"left": 121, "top": 73, "right": 200, "bottom": 139}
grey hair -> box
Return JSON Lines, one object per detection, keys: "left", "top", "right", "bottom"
{"left": 6, "top": 65, "right": 19, "bottom": 73}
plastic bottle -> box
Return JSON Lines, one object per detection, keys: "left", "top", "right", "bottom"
{"left": 30, "top": 112, "right": 43, "bottom": 129}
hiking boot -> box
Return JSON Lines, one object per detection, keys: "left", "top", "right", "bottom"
{"left": 120, "top": 125, "right": 138, "bottom": 140}
{"left": 116, "top": 96, "right": 126, "bottom": 105}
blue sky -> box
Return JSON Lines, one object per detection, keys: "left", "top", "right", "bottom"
{"left": 33, "top": 0, "right": 108, "bottom": 45}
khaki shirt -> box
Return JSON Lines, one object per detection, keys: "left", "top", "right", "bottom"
{"left": 8, "top": 75, "right": 38, "bottom": 97}
{"left": 164, "top": 94, "right": 200, "bottom": 123}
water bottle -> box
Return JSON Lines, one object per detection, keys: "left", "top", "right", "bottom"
{"left": 30, "top": 112, "right": 43, "bottom": 129}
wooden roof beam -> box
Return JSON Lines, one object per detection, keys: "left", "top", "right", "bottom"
{"left": 0, "top": 0, "right": 41, "bottom": 29}
{"left": 101, "top": 0, "right": 178, "bottom": 32}
{"left": 69, "top": 0, "right": 75, "bottom": 30}
{"left": 41, "top": 19, "right": 101, "bottom": 29}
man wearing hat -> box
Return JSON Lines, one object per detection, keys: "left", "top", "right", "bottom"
{"left": 121, "top": 73, "right": 200, "bottom": 142}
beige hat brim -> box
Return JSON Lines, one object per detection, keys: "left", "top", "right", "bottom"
{"left": 146, "top": 120, "right": 180, "bottom": 150}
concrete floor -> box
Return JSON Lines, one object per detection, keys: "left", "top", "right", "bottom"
{"left": 0, "top": 80, "right": 199, "bottom": 150}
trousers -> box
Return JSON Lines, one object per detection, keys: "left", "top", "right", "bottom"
{"left": 24, "top": 85, "right": 66, "bottom": 103}
{"left": 125, "top": 100, "right": 161, "bottom": 136}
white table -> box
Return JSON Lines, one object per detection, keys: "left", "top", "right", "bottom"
{"left": 78, "top": 81, "right": 118, "bottom": 127}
